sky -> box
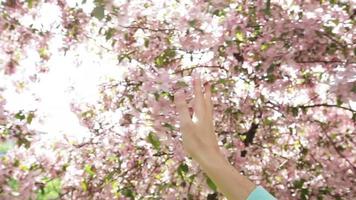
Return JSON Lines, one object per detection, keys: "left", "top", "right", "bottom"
{"left": 1, "top": 0, "right": 125, "bottom": 140}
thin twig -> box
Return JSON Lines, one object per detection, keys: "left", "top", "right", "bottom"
{"left": 297, "top": 103, "right": 355, "bottom": 113}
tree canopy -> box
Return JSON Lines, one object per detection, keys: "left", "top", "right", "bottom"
{"left": 0, "top": 0, "right": 355, "bottom": 199}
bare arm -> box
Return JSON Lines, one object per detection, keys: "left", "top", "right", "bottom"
{"left": 174, "top": 74, "right": 256, "bottom": 200}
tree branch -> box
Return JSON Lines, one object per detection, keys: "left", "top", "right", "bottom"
{"left": 314, "top": 120, "right": 356, "bottom": 172}
{"left": 294, "top": 59, "right": 350, "bottom": 64}
{"left": 173, "top": 65, "right": 228, "bottom": 74}
{"left": 118, "top": 25, "right": 175, "bottom": 33}
{"left": 297, "top": 103, "right": 355, "bottom": 113}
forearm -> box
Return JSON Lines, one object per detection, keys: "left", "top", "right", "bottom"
{"left": 174, "top": 77, "right": 257, "bottom": 199}
{"left": 199, "top": 151, "right": 256, "bottom": 200}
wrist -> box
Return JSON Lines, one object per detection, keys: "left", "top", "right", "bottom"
{"left": 198, "top": 149, "right": 229, "bottom": 171}
{"left": 198, "top": 149, "right": 256, "bottom": 200}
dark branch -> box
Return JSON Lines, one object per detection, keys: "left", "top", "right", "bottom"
{"left": 118, "top": 25, "right": 175, "bottom": 33}
{"left": 294, "top": 60, "right": 350, "bottom": 64}
{"left": 173, "top": 65, "right": 228, "bottom": 74}
{"left": 243, "top": 123, "right": 259, "bottom": 147}
{"left": 297, "top": 103, "right": 355, "bottom": 113}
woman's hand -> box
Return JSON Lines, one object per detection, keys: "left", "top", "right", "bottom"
{"left": 174, "top": 74, "right": 221, "bottom": 165}
{"left": 174, "top": 74, "right": 256, "bottom": 200}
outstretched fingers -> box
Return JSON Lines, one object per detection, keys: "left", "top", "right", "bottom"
{"left": 193, "top": 74, "right": 205, "bottom": 118}
{"left": 204, "top": 82, "right": 213, "bottom": 117}
{"left": 174, "top": 90, "right": 192, "bottom": 129}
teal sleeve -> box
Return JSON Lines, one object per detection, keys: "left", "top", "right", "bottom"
{"left": 246, "top": 186, "right": 277, "bottom": 200}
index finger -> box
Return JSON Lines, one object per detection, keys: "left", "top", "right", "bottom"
{"left": 174, "top": 90, "right": 192, "bottom": 127}
{"left": 193, "top": 73, "right": 205, "bottom": 117}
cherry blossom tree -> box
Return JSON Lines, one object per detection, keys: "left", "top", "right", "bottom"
{"left": 1, "top": 0, "right": 355, "bottom": 199}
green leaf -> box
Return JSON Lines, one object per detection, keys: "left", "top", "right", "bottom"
{"left": 351, "top": 84, "right": 356, "bottom": 93}
{"left": 27, "top": 112, "right": 35, "bottom": 124}
{"left": 144, "top": 38, "right": 149, "bottom": 48}
{"left": 15, "top": 111, "right": 26, "bottom": 120}
{"left": 293, "top": 179, "right": 305, "bottom": 189}
{"left": 177, "top": 162, "right": 188, "bottom": 179}
{"left": 266, "top": 64, "right": 277, "bottom": 83}
{"left": 36, "top": 178, "right": 62, "bottom": 200}
{"left": 118, "top": 54, "right": 131, "bottom": 63}
{"left": 92, "top": 5, "right": 105, "bottom": 20}
{"left": 84, "top": 164, "right": 95, "bottom": 177}
{"left": 188, "top": 19, "right": 198, "bottom": 28}
{"left": 326, "top": 43, "right": 337, "bottom": 55}
{"left": 218, "top": 78, "right": 228, "bottom": 84}
{"left": 0, "top": 141, "right": 13, "bottom": 155}
{"left": 159, "top": 91, "right": 174, "bottom": 101}
{"left": 162, "top": 122, "right": 175, "bottom": 131}
{"left": 212, "top": 9, "right": 226, "bottom": 16}
{"left": 176, "top": 81, "right": 189, "bottom": 88}
{"left": 8, "top": 178, "right": 19, "bottom": 191}
{"left": 39, "top": 47, "right": 48, "bottom": 59}
{"left": 14, "top": 159, "right": 20, "bottom": 167}
{"left": 188, "top": 174, "right": 196, "bottom": 183}
{"left": 292, "top": 107, "right": 299, "bottom": 117}
{"left": 224, "top": 142, "right": 234, "bottom": 149}
{"left": 81, "top": 180, "right": 88, "bottom": 192}
{"left": 27, "top": 0, "right": 33, "bottom": 8}
{"left": 267, "top": 64, "right": 276, "bottom": 74}
{"left": 121, "top": 187, "right": 135, "bottom": 199}
{"left": 27, "top": 0, "right": 38, "bottom": 8}
{"left": 147, "top": 132, "right": 160, "bottom": 150}
{"left": 1, "top": 128, "right": 10, "bottom": 136}
{"left": 211, "top": 83, "right": 218, "bottom": 94}
{"left": 264, "top": 0, "right": 271, "bottom": 15}
{"left": 206, "top": 176, "right": 217, "bottom": 192}
{"left": 154, "top": 49, "right": 176, "bottom": 68}
{"left": 301, "top": 147, "right": 309, "bottom": 156}
{"left": 164, "top": 49, "right": 176, "bottom": 58}
{"left": 336, "top": 96, "right": 342, "bottom": 106}
{"left": 235, "top": 30, "right": 245, "bottom": 42}
{"left": 105, "top": 28, "right": 116, "bottom": 40}
{"left": 318, "top": 186, "right": 331, "bottom": 195}
{"left": 266, "top": 73, "right": 276, "bottom": 83}
{"left": 263, "top": 118, "right": 273, "bottom": 126}
{"left": 300, "top": 188, "right": 310, "bottom": 200}
{"left": 260, "top": 43, "right": 270, "bottom": 51}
